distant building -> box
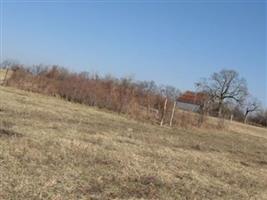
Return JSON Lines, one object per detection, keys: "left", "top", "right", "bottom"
{"left": 176, "top": 91, "right": 208, "bottom": 112}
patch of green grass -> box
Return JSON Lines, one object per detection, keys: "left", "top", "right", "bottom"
{"left": 0, "top": 86, "right": 267, "bottom": 199}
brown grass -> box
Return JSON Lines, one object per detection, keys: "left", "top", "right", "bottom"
{"left": 0, "top": 86, "right": 266, "bottom": 199}
{"left": 0, "top": 69, "right": 13, "bottom": 84}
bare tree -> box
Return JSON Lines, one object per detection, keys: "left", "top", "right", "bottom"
{"left": 0, "top": 59, "right": 19, "bottom": 69}
{"left": 139, "top": 81, "right": 157, "bottom": 116}
{"left": 250, "top": 109, "right": 267, "bottom": 127}
{"left": 196, "top": 69, "right": 248, "bottom": 117}
{"left": 243, "top": 97, "right": 261, "bottom": 124}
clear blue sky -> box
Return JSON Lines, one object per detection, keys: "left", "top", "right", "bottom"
{"left": 1, "top": 0, "right": 266, "bottom": 106}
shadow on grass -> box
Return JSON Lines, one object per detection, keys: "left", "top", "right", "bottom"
{"left": 0, "top": 128, "right": 23, "bottom": 138}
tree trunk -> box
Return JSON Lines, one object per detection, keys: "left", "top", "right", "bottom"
{"left": 160, "top": 97, "right": 168, "bottom": 126}
{"left": 218, "top": 100, "right": 223, "bottom": 118}
{"left": 244, "top": 111, "right": 249, "bottom": 124}
{"left": 169, "top": 100, "right": 176, "bottom": 127}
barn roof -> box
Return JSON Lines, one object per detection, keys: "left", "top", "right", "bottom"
{"left": 177, "top": 91, "right": 208, "bottom": 105}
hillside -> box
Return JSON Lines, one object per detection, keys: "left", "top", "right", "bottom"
{"left": 0, "top": 86, "right": 267, "bottom": 200}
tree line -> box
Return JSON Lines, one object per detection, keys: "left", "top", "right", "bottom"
{"left": 1, "top": 62, "right": 182, "bottom": 126}
{"left": 1, "top": 61, "right": 266, "bottom": 128}
{"left": 196, "top": 69, "right": 266, "bottom": 126}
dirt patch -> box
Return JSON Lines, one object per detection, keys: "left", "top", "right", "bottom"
{"left": 0, "top": 128, "right": 22, "bottom": 138}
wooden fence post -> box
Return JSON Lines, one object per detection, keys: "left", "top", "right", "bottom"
{"left": 160, "top": 97, "right": 168, "bottom": 126}
{"left": 230, "top": 114, "right": 233, "bottom": 122}
{"left": 169, "top": 100, "right": 176, "bottom": 127}
{"left": 3, "top": 68, "right": 9, "bottom": 86}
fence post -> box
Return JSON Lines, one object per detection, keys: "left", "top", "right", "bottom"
{"left": 169, "top": 100, "right": 176, "bottom": 127}
{"left": 160, "top": 97, "right": 168, "bottom": 126}
{"left": 3, "top": 68, "right": 9, "bottom": 86}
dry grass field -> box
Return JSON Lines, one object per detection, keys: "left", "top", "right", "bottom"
{"left": 0, "top": 86, "right": 267, "bottom": 200}
{"left": 0, "top": 69, "right": 13, "bottom": 85}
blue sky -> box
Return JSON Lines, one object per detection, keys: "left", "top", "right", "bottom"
{"left": 1, "top": 0, "right": 266, "bottom": 106}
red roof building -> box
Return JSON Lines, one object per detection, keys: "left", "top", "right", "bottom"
{"left": 177, "top": 91, "right": 208, "bottom": 105}
{"left": 176, "top": 91, "right": 209, "bottom": 112}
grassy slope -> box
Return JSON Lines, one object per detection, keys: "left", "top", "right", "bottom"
{"left": 0, "top": 86, "right": 267, "bottom": 200}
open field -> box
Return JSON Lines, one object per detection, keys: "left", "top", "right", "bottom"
{"left": 0, "top": 86, "right": 267, "bottom": 200}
